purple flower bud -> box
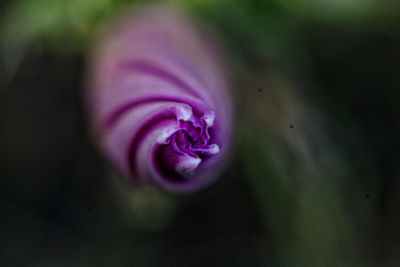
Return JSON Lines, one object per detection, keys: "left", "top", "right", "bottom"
{"left": 86, "top": 6, "right": 233, "bottom": 192}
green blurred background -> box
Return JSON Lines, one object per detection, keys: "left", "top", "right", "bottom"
{"left": 1, "top": 0, "right": 400, "bottom": 266}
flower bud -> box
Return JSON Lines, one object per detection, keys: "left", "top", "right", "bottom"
{"left": 86, "top": 6, "right": 233, "bottom": 192}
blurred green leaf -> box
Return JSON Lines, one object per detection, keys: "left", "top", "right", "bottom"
{"left": 185, "top": 0, "right": 306, "bottom": 69}
{"left": 237, "top": 72, "right": 375, "bottom": 266}
{"left": 0, "top": 0, "right": 143, "bottom": 51}
{"left": 276, "top": 0, "right": 400, "bottom": 25}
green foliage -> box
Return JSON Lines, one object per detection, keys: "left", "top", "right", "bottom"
{"left": 236, "top": 72, "right": 372, "bottom": 266}
{"left": 0, "top": 0, "right": 141, "bottom": 51}
{"left": 276, "top": 0, "right": 400, "bottom": 24}
{"left": 185, "top": 0, "right": 303, "bottom": 68}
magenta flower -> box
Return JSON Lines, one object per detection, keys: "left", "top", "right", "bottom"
{"left": 86, "top": 6, "right": 233, "bottom": 192}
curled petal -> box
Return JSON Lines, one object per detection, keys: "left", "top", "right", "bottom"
{"left": 86, "top": 6, "right": 233, "bottom": 192}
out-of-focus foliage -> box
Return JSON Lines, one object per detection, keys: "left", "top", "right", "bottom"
{"left": 0, "top": 0, "right": 140, "bottom": 84}
{"left": 276, "top": 0, "right": 400, "bottom": 24}
{"left": 182, "top": 0, "right": 305, "bottom": 69}
{"left": 237, "top": 71, "right": 377, "bottom": 266}
{"left": 0, "top": 0, "right": 142, "bottom": 50}
{"left": 2, "top": 0, "right": 399, "bottom": 74}
{"left": 3, "top": 0, "right": 398, "bottom": 57}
